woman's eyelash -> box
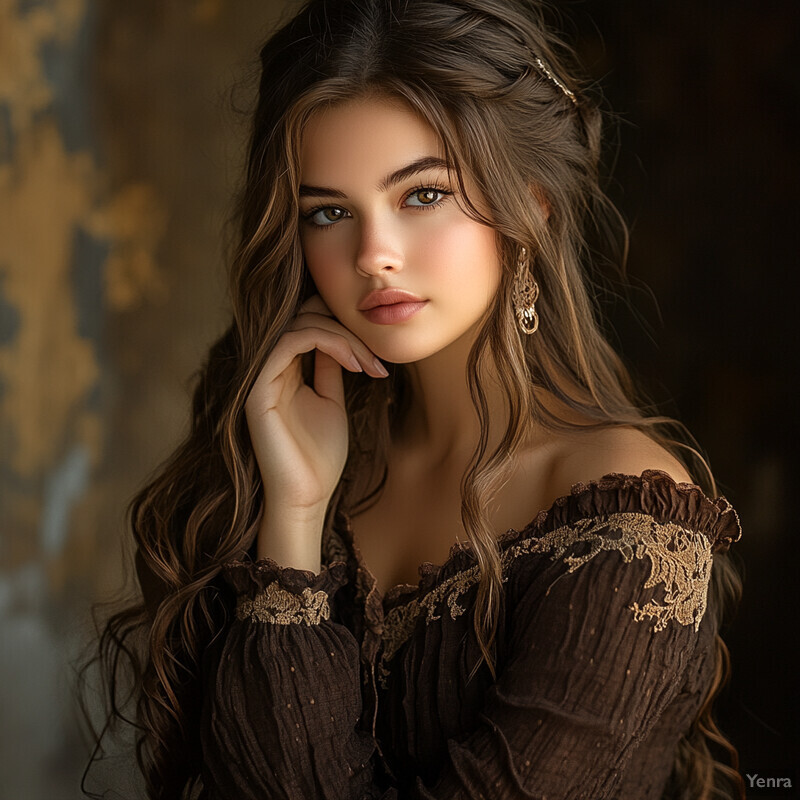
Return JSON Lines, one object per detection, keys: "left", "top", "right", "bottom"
{"left": 301, "top": 205, "right": 348, "bottom": 226}
{"left": 302, "top": 184, "right": 453, "bottom": 228}
{"left": 406, "top": 184, "right": 452, "bottom": 202}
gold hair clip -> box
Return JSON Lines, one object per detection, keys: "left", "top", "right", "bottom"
{"left": 528, "top": 54, "right": 578, "bottom": 106}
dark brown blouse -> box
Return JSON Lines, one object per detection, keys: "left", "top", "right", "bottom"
{"left": 197, "top": 470, "right": 741, "bottom": 799}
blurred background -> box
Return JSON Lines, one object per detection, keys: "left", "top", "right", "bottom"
{"left": 0, "top": 0, "right": 797, "bottom": 796}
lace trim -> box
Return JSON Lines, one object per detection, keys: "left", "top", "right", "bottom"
{"left": 377, "top": 512, "right": 714, "bottom": 687}
{"left": 235, "top": 580, "right": 332, "bottom": 626}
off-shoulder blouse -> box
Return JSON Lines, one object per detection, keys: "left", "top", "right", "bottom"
{"left": 197, "top": 470, "right": 741, "bottom": 799}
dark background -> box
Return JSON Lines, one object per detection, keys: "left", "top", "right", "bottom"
{"left": 573, "top": 0, "right": 800, "bottom": 778}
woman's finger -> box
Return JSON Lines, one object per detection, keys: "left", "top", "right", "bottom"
{"left": 253, "top": 328, "right": 362, "bottom": 411}
{"left": 289, "top": 312, "right": 387, "bottom": 377}
{"left": 313, "top": 350, "right": 346, "bottom": 407}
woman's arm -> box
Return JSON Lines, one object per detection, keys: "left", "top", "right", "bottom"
{"left": 200, "top": 515, "right": 717, "bottom": 799}
{"left": 200, "top": 556, "right": 394, "bottom": 800}
{"left": 245, "top": 293, "right": 388, "bottom": 571}
{"left": 409, "top": 517, "right": 714, "bottom": 798}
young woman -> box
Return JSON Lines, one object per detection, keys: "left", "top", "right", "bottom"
{"left": 93, "top": 0, "right": 745, "bottom": 797}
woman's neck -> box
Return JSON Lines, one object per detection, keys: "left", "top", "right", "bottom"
{"left": 396, "top": 330, "right": 511, "bottom": 468}
{"left": 392, "top": 333, "right": 589, "bottom": 474}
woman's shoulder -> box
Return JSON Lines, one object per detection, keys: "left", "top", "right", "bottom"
{"left": 547, "top": 424, "right": 694, "bottom": 492}
{"left": 521, "top": 390, "right": 694, "bottom": 499}
{"left": 507, "top": 424, "right": 740, "bottom": 557}
{"left": 495, "top": 423, "right": 741, "bottom": 567}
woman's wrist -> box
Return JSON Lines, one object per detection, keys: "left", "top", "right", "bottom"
{"left": 256, "top": 504, "right": 327, "bottom": 572}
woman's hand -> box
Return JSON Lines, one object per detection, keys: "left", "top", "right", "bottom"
{"left": 245, "top": 295, "right": 388, "bottom": 559}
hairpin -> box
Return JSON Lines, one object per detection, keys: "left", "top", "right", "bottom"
{"left": 527, "top": 53, "right": 578, "bottom": 106}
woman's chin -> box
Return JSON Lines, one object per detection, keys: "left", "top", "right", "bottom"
{"left": 341, "top": 314, "right": 477, "bottom": 366}
{"left": 367, "top": 338, "right": 461, "bottom": 366}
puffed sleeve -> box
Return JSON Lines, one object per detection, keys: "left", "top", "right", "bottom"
{"left": 199, "top": 556, "right": 395, "bottom": 800}
{"left": 200, "top": 502, "right": 736, "bottom": 799}
{"left": 408, "top": 512, "right": 727, "bottom": 799}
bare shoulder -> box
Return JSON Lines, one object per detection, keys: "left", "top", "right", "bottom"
{"left": 548, "top": 425, "right": 695, "bottom": 492}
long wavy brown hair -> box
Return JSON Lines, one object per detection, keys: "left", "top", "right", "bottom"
{"left": 82, "top": 0, "right": 745, "bottom": 797}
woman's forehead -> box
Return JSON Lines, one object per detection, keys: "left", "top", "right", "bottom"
{"left": 299, "top": 96, "right": 446, "bottom": 182}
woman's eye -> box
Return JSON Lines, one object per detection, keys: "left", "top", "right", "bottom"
{"left": 405, "top": 188, "right": 448, "bottom": 207}
{"left": 307, "top": 207, "right": 348, "bottom": 226}
{"left": 303, "top": 187, "right": 451, "bottom": 227}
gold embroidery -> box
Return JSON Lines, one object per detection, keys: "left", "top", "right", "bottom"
{"left": 378, "top": 561, "right": 504, "bottom": 686}
{"left": 236, "top": 580, "right": 331, "bottom": 626}
{"left": 509, "top": 513, "right": 713, "bottom": 632}
{"left": 377, "top": 513, "right": 713, "bottom": 687}
{"left": 377, "top": 565, "right": 490, "bottom": 683}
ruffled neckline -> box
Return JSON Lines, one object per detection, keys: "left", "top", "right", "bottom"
{"left": 335, "top": 469, "right": 741, "bottom": 619}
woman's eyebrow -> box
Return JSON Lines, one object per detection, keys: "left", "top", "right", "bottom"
{"left": 299, "top": 156, "right": 451, "bottom": 199}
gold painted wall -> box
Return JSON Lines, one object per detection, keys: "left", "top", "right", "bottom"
{"left": 0, "top": 0, "right": 288, "bottom": 793}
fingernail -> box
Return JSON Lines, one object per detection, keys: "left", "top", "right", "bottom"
{"left": 373, "top": 358, "right": 389, "bottom": 377}
{"left": 349, "top": 355, "right": 363, "bottom": 372}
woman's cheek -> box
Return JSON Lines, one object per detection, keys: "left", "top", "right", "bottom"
{"left": 303, "top": 242, "right": 348, "bottom": 303}
{"left": 420, "top": 216, "right": 499, "bottom": 287}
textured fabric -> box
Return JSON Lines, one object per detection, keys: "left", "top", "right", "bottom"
{"left": 196, "top": 470, "right": 741, "bottom": 799}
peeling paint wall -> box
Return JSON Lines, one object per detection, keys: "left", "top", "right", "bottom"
{"left": 0, "top": 0, "right": 287, "bottom": 794}
{"left": 1, "top": 3, "right": 115, "bottom": 794}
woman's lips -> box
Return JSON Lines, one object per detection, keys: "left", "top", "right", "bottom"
{"left": 360, "top": 300, "right": 428, "bottom": 324}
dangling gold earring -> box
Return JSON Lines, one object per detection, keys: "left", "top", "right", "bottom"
{"left": 512, "top": 246, "right": 540, "bottom": 334}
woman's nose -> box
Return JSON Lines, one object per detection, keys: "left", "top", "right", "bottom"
{"left": 354, "top": 221, "right": 404, "bottom": 277}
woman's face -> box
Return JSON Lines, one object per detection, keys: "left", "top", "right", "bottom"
{"left": 298, "top": 95, "right": 502, "bottom": 364}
